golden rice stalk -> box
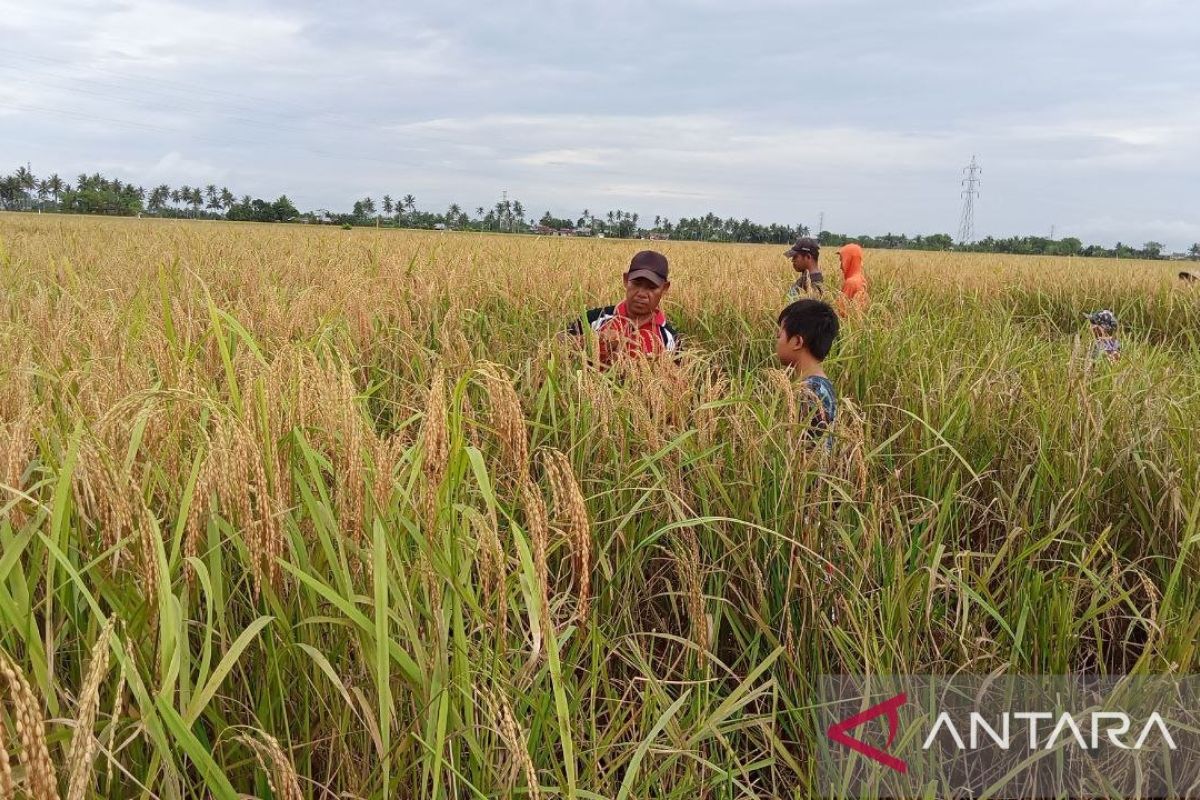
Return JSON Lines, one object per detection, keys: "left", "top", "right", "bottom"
{"left": 437, "top": 306, "right": 474, "bottom": 368}
{"left": 72, "top": 440, "right": 132, "bottom": 566}
{"left": 520, "top": 478, "right": 551, "bottom": 632}
{"left": 765, "top": 368, "right": 799, "bottom": 427}
{"left": 422, "top": 367, "right": 449, "bottom": 483}
{"left": 370, "top": 429, "right": 409, "bottom": 516}
{"left": 246, "top": 419, "right": 284, "bottom": 598}
{"left": 474, "top": 513, "right": 508, "bottom": 647}
{"left": 238, "top": 731, "right": 303, "bottom": 800}
{"left": 183, "top": 431, "right": 219, "bottom": 586}
{"left": 628, "top": 395, "right": 665, "bottom": 453}
{"left": 334, "top": 368, "right": 366, "bottom": 547}
{"left": 479, "top": 687, "right": 540, "bottom": 800}
{"left": 65, "top": 616, "right": 116, "bottom": 800}
{"left": 421, "top": 367, "right": 449, "bottom": 536}
{"left": 543, "top": 450, "right": 591, "bottom": 623}
{"left": 677, "top": 525, "right": 709, "bottom": 655}
{"left": 577, "top": 370, "right": 617, "bottom": 448}
{"left": 135, "top": 507, "right": 161, "bottom": 610}
{"left": 1, "top": 706, "right": 13, "bottom": 800}
{"left": 0, "top": 412, "right": 33, "bottom": 528}
{"left": 695, "top": 372, "right": 729, "bottom": 451}
{"left": 103, "top": 640, "right": 131, "bottom": 795}
{"left": 479, "top": 362, "right": 529, "bottom": 486}
{"left": 0, "top": 650, "right": 59, "bottom": 800}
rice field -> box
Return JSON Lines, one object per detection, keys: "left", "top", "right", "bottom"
{"left": 1, "top": 213, "right": 1198, "bottom": 799}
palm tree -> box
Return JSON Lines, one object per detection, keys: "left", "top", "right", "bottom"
{"left": 46, "top": 174, "right": 64, "bottom": 207}
{"left": 403, "top": 194, "right": 416, "bottom": 215}
{"left": 475, "top": 207, "right": 485, "bottom": 229}
{"left": 220, "top": 187, "right": 235, "bottom": 211}
{"left": 189, "top": 188, "right": 203, "bottom": 216}
{"left": 147, "top": 185, "right": 167, "bottom": 213}
{"left": 36, "top": 179, "right": 49, "bottom": 210}
{"left": 0, "top": 175, "right": 20, "bottom": 210}
{"left": 14, "top": 165, "right": 35, "bottom": 209}
{"left": 14, "top": 165, "right": 35, "bottom": 189}
{"left": 447, "top": 203, "right": 461, "bottom": 229}
{"left": 205, "top": 184, "right": 220, "bottom": 211}
{"left": 382, "top": 195, "right": 394, "bottom": 218}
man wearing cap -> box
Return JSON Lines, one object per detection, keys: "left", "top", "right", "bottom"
{"left": 565, "top": 250, "right": 681, "bottom": 368}
{"left": 1087, "top": 309, "right": 1120, "bottom": 362}
{"left": 785, "top": 237, "right": 824, "bottom": 300}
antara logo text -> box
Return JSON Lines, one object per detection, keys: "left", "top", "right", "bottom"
{"left": 923, "top": 710, "right": 1177, "bottom": 752}
{"left": 828, "top": 693, "right": 1178, "bottom": 774}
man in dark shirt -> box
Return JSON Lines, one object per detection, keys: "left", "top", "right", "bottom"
{"left": 785, "top": 236, "right": 825, "bottom": 300}
{"left": 565, "top": 250, "right": 681, "bottom": 368}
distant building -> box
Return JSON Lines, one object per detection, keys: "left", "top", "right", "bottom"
{"left": 649, "top": 232, "right": 670, "bottom": 240}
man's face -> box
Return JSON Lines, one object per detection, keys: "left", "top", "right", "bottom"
{"left": 792, "top": 253, "right": 816, "bottom": 273}
{"left": 624, "top": 274, "right": 668, "bottom": 317}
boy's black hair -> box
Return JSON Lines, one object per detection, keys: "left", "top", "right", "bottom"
{"left": 777, "top": 298, "right": 839, "bottom": 360}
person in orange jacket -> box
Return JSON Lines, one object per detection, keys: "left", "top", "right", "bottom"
{"left": 836, "top": 243, "right": 868, "bottom": 316}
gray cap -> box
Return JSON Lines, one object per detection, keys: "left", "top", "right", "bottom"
{"left": 785, "top": 237, "right": 820, "bottom": 259}
{"left": 626, "top": 250, "right": 669, "bottom": 286}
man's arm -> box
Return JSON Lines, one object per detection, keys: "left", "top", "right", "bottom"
{"left": 560, "top": 306, "right": 611, "bottom": 343}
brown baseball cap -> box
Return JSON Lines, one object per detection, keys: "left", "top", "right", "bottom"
{"left": 785, "top": 237, "right": 820, "bottom": 259}
{"left": 626, "top": 250, "right": 669, "bottom": 286}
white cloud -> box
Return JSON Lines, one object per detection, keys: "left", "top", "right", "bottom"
{"left": 598, "top": 183, "right": 715, "bottom": 200}
{"left": 515, "top": 149, "right": 608, "bottom": 166}
{"left": 83, "top": 1, "right": 306, "bottom": 68}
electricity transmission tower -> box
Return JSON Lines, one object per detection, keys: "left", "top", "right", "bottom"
{"left": 957, "top": 156, "right": 981, "bottom": 245}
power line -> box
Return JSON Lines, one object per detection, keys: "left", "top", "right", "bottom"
{"left": 957, "top": 155, "right": 981, "bottom": 245}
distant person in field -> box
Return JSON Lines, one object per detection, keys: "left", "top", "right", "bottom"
{"left": 836, "top": 243, "right": 868, "bottom": 316}
{"left": 784, "top": 236, "right": 824, "bottom": 300}
{"left": 564, "top": 250, "right": 681, "bottom": 368}
{"left": 775, "top": 298, "right": 839, "bottom": 447}
{"left": 1087, "top": 309, "right": 1120, "bottom": 362}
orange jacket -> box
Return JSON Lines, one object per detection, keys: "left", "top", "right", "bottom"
{"left": 837, "top": 244, "right": 868, "bottom": 316}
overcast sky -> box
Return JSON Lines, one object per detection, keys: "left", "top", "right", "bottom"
{"left": 3, "top": 0, "right": 1198, "bottom": 248}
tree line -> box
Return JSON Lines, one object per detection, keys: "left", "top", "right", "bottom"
{"left": 3, "top": 164, "right": 1197, "bottom": 260}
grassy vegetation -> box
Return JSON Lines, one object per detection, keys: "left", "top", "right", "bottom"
{"left": 1, "top": 213, "right": 1198, "bottom": 798}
